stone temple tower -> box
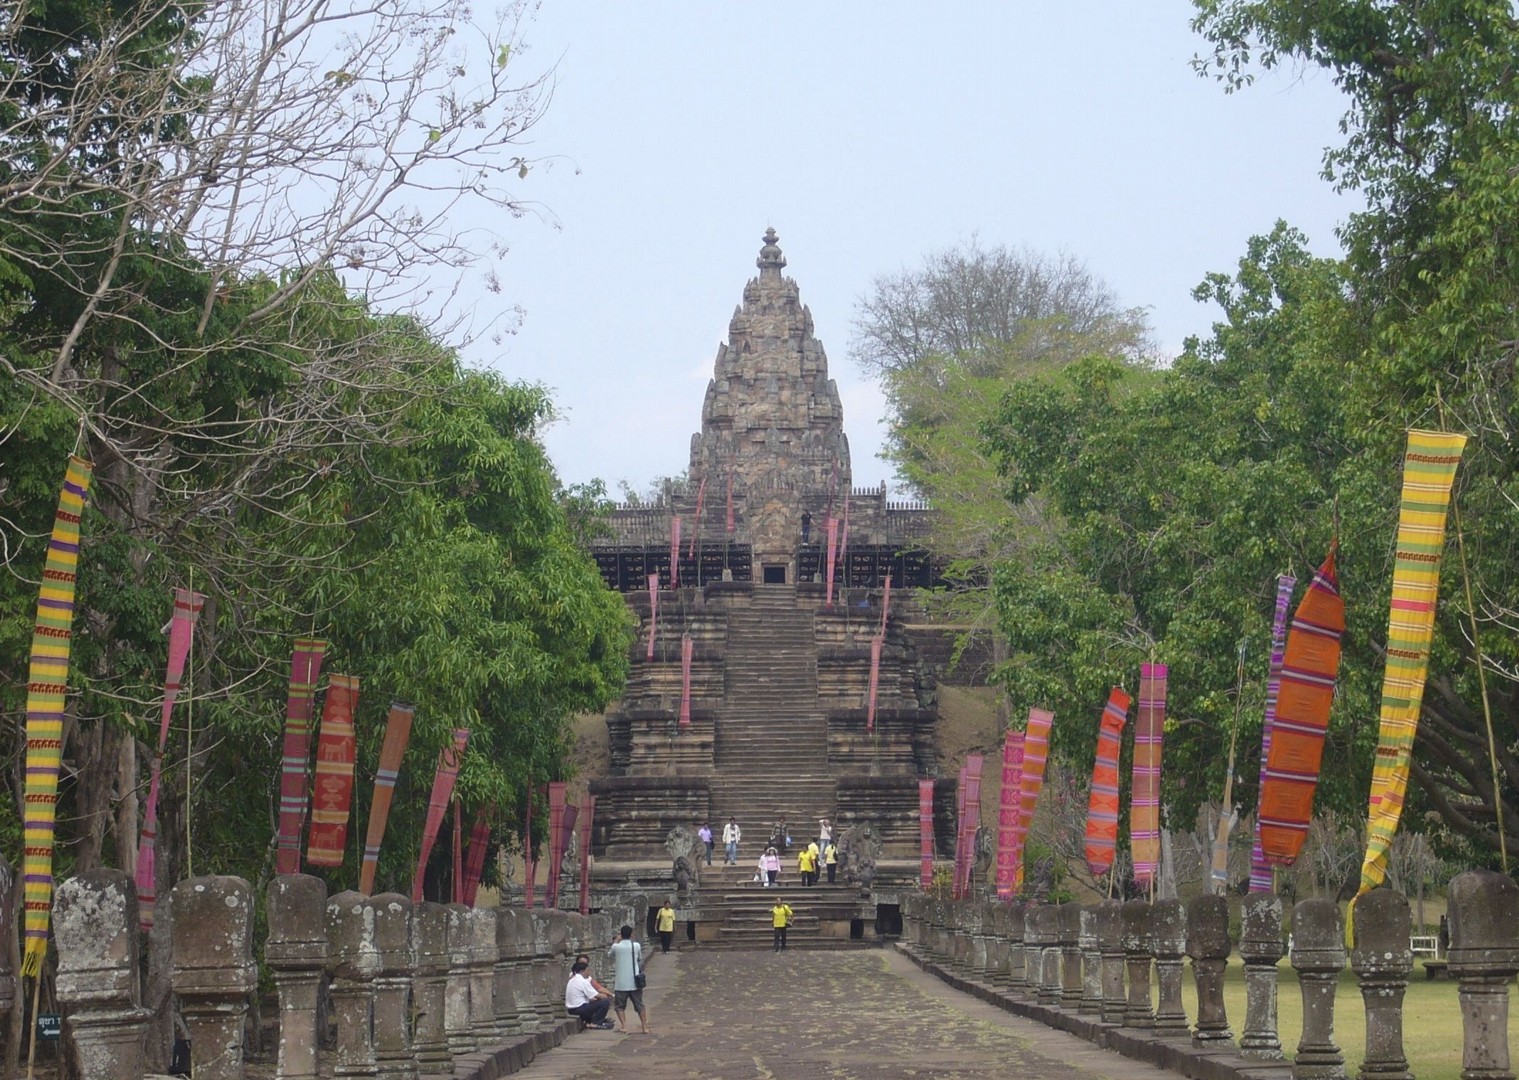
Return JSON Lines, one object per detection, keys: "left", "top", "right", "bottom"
{"left": 688, "top": 228, "right": 852, "bottom": 580}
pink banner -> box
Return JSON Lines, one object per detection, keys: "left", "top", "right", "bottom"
{"left": 680, "top": 633, "right": 693, "bottom": 728}
{"left": 866, "top": 634, "right": 883, "bottom": 732}
{"left": 547, "top": 782, "right": 567, "bottom": 908}
{"left": 919, "top": 779, "right": 935, "bottom": 890}
{"left": 690, "top": 478, "right": 706, "bottom": 559}
{"left": 646, "top": 572, "right": 659, "bottom": 660}
{"left": 136, "top": 587, "right": 204, "bottom": 930}
{"left": 410, "top": 727, "right": 470, "bottom": 902}
{"left": 824, "top": 517, "right": 839, "bottom": 606}
{"left": 955, "top": 755, "right": 984, "bottom": 898}
{"left": 840, "top": 491, "right": 851, "bottom": 581}
{"left": 579, "top": 794, "right": 595, "bottom": 915}
{"left": 995, "top": 729, "right": 1025, "bottom": 899}
{"left": 460, "top": 803, "right": 494, "bottom": 907}
{"left": 880, "top": 573, "right": 892, "bottom": 635}
{"left": 669, "top": 516, "right": 681, "bottom": 588}
{"left": 1014, "top": 708, "right": 1054, "bottom": 893}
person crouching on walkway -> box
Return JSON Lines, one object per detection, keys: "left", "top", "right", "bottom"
{"left": 762, "top": 845, "right": 780, "bottom": 886}
{"left": 565, "top": 960, "right": 613, "bottom": 1029}
{"left": 607, "top": 925, "right": 650, "bottom": 1034}
{"left": 656, "top": 898, "right": 676, "bottom": 953}
{"left": 771, "top": 898, "right": 794, "bottom": 952}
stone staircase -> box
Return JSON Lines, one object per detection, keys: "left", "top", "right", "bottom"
{"left": 712, "top": 585, "right": 836, "bottom": 834}
{"left": 688, "top": 863, "right": 869, "bottom": 950}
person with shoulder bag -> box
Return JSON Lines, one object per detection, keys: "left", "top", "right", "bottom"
{"left": 607, "top": 924, "right": 651, "bottom": 1033}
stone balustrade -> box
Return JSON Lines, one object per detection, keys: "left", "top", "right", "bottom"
{"left": 39, "top": 868, "right": 649, "bottom": 1080}
{"left": 898, "top": 878, "right": 1519, "bottom": 1080}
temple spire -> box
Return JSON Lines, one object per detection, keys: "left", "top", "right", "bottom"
{"left": 757, "top": 227, "right": 786, "bottom": 279}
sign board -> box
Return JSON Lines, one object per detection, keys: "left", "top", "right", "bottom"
{"left": 36, "top": 1013, "right": 61, "bottom": 1040}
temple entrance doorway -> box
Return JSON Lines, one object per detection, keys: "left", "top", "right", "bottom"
{"left": 762, "top": 564, "right": 787, "bottom": 584}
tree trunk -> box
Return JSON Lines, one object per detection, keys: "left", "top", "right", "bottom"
{"left": 116, "top": 738, "right": 138, "bottom": 876}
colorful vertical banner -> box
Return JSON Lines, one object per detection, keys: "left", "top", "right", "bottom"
{"left": 306, "top": 674, "right": 360, "bottom": 866}
{"left": 919, "top": 779, "right": 935, "bottom": 890}
{"left": 460, "top": 803, "right": 495, "bottom": 906}
{"left": 646, "top": 572, "right": 659, "bottom": 661}
{"left": 1249, "top": 574, "right": 1296, "bottom": 892}
{"left": 824, "top": 517, "right": 839, "bottom": 606}
{"left": 956, "top": 756, "right": 984, "bottom": 898}
{"left": 21, "top": 455, "right": 92, "bottom": 975}
{"left": 1131, "top": 664, "right": 1166, "bottom": 887}
{"left": 410, "top": 727, "right": 470, "bottom": 902}
{"left": 1083, "top": 688, "right": 1130, "bottom": 876}
{"left": 1014, "top": 707, "right": 1054, "bottom": 893}
{"left": 669, "top": 516, "right": 682, "bottom": 588}
{"left": 995, "top": 729, "right": 1026, "bottom": 899}
{"left": 880, "top": 573, "right": 892, "bottom": 634}
{"left": 1258, "top": 548, "right": 1346, "bottom": 867}
{"left": 679, "top": 633, "right": 693, "bottom": 728}
{"left": 358, "top": 701, "right": 415, "bottom": 894}
{"left": 136, "top": 587, "right": 204, "bottom": 931}
{"left": 275, "top": 639, "right": 328, "bottom": 875}
{"left": 547, "top": 782, "right": 568, "bottom": 908}
{"left": 690, "top": 478, "right": 706, "bottom": 559}
{"left": 1359, "top": 430, "right": 1467, "bottom": 896}
{"left": 866, "top": 634, "right": 883, "bottom": 733}
{"left": 579, "top": 793, "right": 595, "bottom": 916}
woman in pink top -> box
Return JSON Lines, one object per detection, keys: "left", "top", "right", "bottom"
{"left": 762, "top": 846, "right": 781, "bottom": 886}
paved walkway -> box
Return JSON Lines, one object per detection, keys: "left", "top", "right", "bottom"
{"left": 516, "top": 948, "right": 1180, "bottom": 1080}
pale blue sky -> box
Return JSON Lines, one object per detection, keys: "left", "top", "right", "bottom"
{"left": 476, "top": 2, "right": 1354, "bottom": 494}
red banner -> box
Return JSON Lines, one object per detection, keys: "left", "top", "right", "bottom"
{"left": 680, "top": 633, "right": 693, "bottom": 728}
{"left": 1014, "top": 708, "right": 1054, "bottom": 893}
{"left": 824, "top": 517, "right": 839, "bottom": 606}
{"left": 275, "top": 640, "right": 327, "bottom": 875}
{"left": 306, "top": 674, "right": 360, "bottom": 866}
{"left": 460, "top": 803, "right": 495, "bottom": 907}
{"left": 358, "top": 701, "right": 414, "bottom": 895}
{"left": 1084, "top": 689, "right": 1130, "bottom": 876}
{"left": 646, "top": 572, "right": 659, "bottom": 660}
{"left": 955, "top": 755, "right": 984, "bottom": 898}
{"left": 547, "top": 781, "right": 568, "bottom": 908}
{"left": 669, "top": 516, "right": 681, "bottom": 588}
{"left": 919, "top": 779, "right": 935, "bottom": 889}
{"left": 410, "top": 727, "right": 470, "bottom": 902}
{"left": 995, "top": 729, "right": 1025, "bottom": 899}
{"left": 1131, "top": 664, "right": 1166, "bottom": 886}
{"left": 866, "top": 634, "right": 883, "bottom": 732}
{"left": 579, "top": 793, "right": 595, "bottom": 915}
{"left": 840, "top": 491, "right": 851, "bottom": 579}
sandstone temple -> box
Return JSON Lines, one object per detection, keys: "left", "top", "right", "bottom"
{"left": 587, "top": 230, "right": 978, "bottom": 942}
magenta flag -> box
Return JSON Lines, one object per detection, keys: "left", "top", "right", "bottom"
{"left": 995, "top": 729, "right": 1025, "bottom": 899}
{"left": 824, "top": 517, "right": 839, "bottom": 606}
{"left": 136, "top": 587, "right": 204, "bottom": 930}
{"left": 689, "top": 478, "right": 706, "bottom": 559}
{"left": 1251, "top": 573, "right": 1297, "bottom": 892}
{"left": 866, "top": 634, "right": 883, "bottom": 732}
{"left": 880, "top": 573, "right": 892, "bottom": 635}
{"left": 646, "top": 572, "right": 659, "bottom": 660}
{"left": 669, "top": 516, "right": 682, "bottom": 588}
{"left": 680, "top": 633, "right": 693, "bottom": 728}
{"left": 410, "top": 727, "right": 470, "bottom": 902}
{"left": 919, "top": 779, "right": 935, "bottom": 889}
{"left": 579, "top": 794, "right": 595, "bottom": 915}
{"left": 547, "top": 782, "right": 568, "bottom": 908}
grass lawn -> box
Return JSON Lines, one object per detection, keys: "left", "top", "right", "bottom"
{"left": 1169, "top": 959, "right": 1513, "bottom": 1080}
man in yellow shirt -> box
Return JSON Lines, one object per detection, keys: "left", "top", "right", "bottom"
{"left": 771, "top": 899, "right": 794, "bottom": 952}
{"left": 656, "top": 899, "right": 677, "bottom": 954}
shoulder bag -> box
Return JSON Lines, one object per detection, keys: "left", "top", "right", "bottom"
{"left": 634, "top": 942, "right": 647, "bottom": 989}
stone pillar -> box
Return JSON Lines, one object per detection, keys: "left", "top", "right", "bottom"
{"left": 1239, "top": 891, "right": 1286, "bottom": 1060}
{"left": 493, "top": 907, "right": 526, "bottom": 1037}
{"left": 327, "top": 890, "right": 381, "bottom": 1080}
{"left": 53, "top": 869, "right": 148, "bottom": 1080}
{"left": 410, "top": 903, "right": 451, "bottom": 1073}
{"left": 951, "top": 903, "right": 975, "bottom": 971}
{"left": 267, "top": 875, "right": 328, "bottom": 1080}
{"left": 1079, "top": 906, "right": 1102, "bottom": 1015}
{"left": 514, "top": 910, "right": 542, "bottom": 1035}
{"left": 972, "top": 903, "right": 995, "bottom": 978}
{"left": 1097, "top": 899, "right": 1127, "bottom": 1025}
{"left": 1060, "top": 903, "right": 1084, "bottom": 1007}
{"left": 170, "top": 876, "right": 257, "bottom": 1080}
{"left": 1349, "top": 888, "right": 1412, "bottom": 1080}
{"left": 1001, "top": 903, "right": 1027, "bottom": 993}
{"left": 932, "top": 897, "right": 952, "bottom": 960}
{"left": 534, "top": 911, "right": 571, "bottom": 1028}
{"left": 1186, "top": 893, "right": 1233, "bottom": 1048}
{"left": 443, "top": 903, "right": 476, "bottom": 1053}
{"left": 1290, "top": 896, "right": 1347, "bottom": 1080}
{"left": 466, "top": 907, "right": 498, "bottom": 1044}
{"left": 904, "top": 895, "right": 924, "bottom": 948}
{"left": 1151, "top": 898, "right": 1189, "bottom": 1039}
{"left": 371, "top": 894, "right": 416, "bottom": 1080}
{"left": 1122, "top": 899, "right": 1154, "bottom": 1029}
{"left": 1447, "top": 869, "right": 1519, "bottom": 1080}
